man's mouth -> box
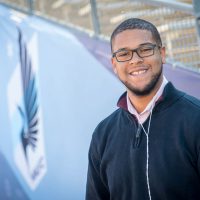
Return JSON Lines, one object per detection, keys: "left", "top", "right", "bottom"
{"left": 130, "top": 69, "right": 147, "bottom": 76}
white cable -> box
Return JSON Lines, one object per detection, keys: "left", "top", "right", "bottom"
{"left": 139, "top": 109, "right": 153, "bottom": 200}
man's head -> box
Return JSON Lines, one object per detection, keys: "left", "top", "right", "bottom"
{"left": 111, "top": 18, "right": 166, "bottom": 97}
{"left": 110, "top": 18, "right": 162, "bottom": 52}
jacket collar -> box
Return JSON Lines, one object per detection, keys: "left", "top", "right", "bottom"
{"left": 117, "top": 82, "right": 185, "bottom": 113}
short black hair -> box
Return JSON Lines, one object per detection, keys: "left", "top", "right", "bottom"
{"left": 110, "top": 18, "right": 162, "bottom": 52}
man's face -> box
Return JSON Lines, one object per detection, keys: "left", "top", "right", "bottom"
{"left": 111, "top": 29, "right": 166, "bottom": 96}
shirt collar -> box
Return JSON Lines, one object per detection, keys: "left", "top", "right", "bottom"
{"left": 124, "top": 76, "right": 168, "bottom": 123}
{"left": 117, "top": 81, "right": 185, "bottom": 122}
{"left": 127, "top": 76, "right": 168, "bottom": 115}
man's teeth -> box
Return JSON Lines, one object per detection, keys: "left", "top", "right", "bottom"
{"left": 132, "top": 70, "right": 146, "bottom": 75}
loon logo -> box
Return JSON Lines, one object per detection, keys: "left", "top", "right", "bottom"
{"left": 18, "top": 29, "right": 39, "bottom": 165}
{"left": 7, "top": 28, "right": 47, "bottom": 190}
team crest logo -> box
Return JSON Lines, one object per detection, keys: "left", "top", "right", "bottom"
{"left": 7, "top": 28, "right": 47, "bottom": 190}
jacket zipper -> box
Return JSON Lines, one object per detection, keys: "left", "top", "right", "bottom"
{"left": 135, "top": 124, "right": 142, "bottom": 148}
{"left": 127, "top": 112, "right": 153, "bottom": 200}
{"left": 127, "top": 113, "right": 142, "bottom": 148}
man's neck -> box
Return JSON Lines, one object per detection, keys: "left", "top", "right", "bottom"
{"left": 127, "top": 77, "right": 163, "bottom": 113}
{"left": 127, "top": 93, "right": 154, "bottom": 113}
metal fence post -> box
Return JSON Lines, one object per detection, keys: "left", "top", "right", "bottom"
{"left": 193, "top": 0, "right": 200, "bottom": 43}
{"left": 90, "top": 0, "right": 100, "bottom": 35}
{"left": 28, "top": 0, "right": 34, "bottom": 14}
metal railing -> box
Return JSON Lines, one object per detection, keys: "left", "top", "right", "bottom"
{"left": 1, "top": 0, "right": 200, "bottom": 72}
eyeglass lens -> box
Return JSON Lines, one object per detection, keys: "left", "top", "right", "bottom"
{"left": 114, "top": 44, "right": 156, "bottom": 62}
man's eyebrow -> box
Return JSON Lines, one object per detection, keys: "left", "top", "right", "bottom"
{"left": 113, "top": 42, "right": 155, "bottom": 53}
{"left": 114, "top": 48, "right": 129, "bottom": 53}
{"left": 139, "top": 42, "right": 155, "bottom": 46}
{"left": 114, "top": 43, "right": 155, "bottom": 52}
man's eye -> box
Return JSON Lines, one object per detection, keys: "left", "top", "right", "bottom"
{"left": 117, "top": 51, "right": 131, "bottom": 57}
{"left": 140, "top": 47, "right": 152, "bottom": 53}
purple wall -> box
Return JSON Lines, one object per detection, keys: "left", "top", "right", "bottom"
{"left": 72, "top": 29, "right": 200, "bottom": 99}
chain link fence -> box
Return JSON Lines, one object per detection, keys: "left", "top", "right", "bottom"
{"left": 1, "top": 0, "right": 200, "bottom": 72}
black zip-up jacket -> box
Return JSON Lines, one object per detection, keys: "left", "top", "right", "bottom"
{"left": 86, "top": 82, "right": 200, "bottom": 200}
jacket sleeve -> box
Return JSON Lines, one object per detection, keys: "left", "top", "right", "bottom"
{"left": 86, "top": 135, "right": 110, "bottom": 200}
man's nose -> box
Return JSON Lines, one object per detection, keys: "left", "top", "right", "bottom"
{"left": 129, "top": 51, "right": 143, "bottom": 64}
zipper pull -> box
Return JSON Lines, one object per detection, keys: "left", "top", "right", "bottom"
{"left": 135, "top": 124, "right": 142, "bottom": 148}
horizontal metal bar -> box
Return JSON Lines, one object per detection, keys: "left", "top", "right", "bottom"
{"left": 130, "top": 0, "right": 193, "bottom": 14}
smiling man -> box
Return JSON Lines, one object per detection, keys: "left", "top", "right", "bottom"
{"left": 86, "top": 18, "right": 200, "bottom": 200}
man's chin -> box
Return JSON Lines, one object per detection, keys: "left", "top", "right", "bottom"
{"left": 127, "top": 79, "right": 161, "bottom": 97}
{"left": 129, "top": 87, "right": 153, "bottom": 96}
{"left": 127, "top": 71, "right": 163, "bottom": 97}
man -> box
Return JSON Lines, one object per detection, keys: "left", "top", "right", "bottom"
{"left": 86, "top": 18, "right": 200, "bottom": 200}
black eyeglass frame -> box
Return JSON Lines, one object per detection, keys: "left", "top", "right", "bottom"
{"left": 112, "top": 43, "right": 161, "bottom": 62}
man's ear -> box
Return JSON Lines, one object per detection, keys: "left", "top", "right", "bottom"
{"left": 160, "top": 46, "right": 166, "bottom": 64}
{"left": 111, "top": 57, "right": 117, "bottom": 74}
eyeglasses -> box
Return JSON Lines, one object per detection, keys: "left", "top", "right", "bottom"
{"left": 112, "top": 43, "right": 160, "bottom": 62}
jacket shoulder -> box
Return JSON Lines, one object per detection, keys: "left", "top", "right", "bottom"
{"left": 182, "top": 94, "right": 200, "bottom": 110}
{"left": 91, "top": 108, "right": 129, "bottom": 142}
{"left": 94, "top": 108, "right": 123, "bottom": 133}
